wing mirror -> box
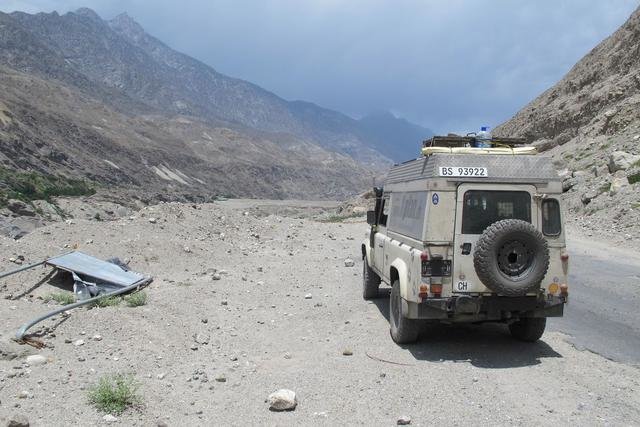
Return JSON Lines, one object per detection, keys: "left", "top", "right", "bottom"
{"left": 366, "top": 210, "right": 376, "bottom": 225}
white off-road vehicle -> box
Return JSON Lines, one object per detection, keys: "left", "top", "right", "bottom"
{"left": 362, "top": 136, "right": 569, "bottom": 344}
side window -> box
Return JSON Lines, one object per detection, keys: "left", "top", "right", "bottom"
{"left": 542, "top": 199, "right": 561, "bottom": 236}
{"left": 379, "top": 196, "right": 389, "bottom": 226}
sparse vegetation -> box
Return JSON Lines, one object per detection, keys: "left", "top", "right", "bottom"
{"left": 124, "top": 291, "right": 147, "bottom": 307}
{"left": 43, "top": 292, "right": 76, "bottom": 305}
{"left": 88, "top": 374, "right": 140, "bottom": 414}
{"left": 599, "top": 183, "right": 612, "bottom": 194}
{"left": 629, "top": 171, "right": 640, "bottom": 185}
{"left": 0, "top": 166, "right": 95, "bottom": 207}
{"left": 320, "top": 212, "right": 365, "bottom": 223}
{"left": 91, "top": 295, "right": 121, "bottom": 308}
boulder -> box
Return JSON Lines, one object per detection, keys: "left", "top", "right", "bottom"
{"left": 7, "top": 414, "right": 30, "bottom": 427}
{"left": 581, "top": 191, "right": 598, "bottom": 205}
{"left": 6, "top": 199, "right": 35, "bottom": 217}
{"left": 268, "top": 389, "right": 297, "bottom": 411}
{"left": 609, "top": 171, "right": 630, "bottom": 195}
{"left": 608, "top": 151, "right": 640, "bottom": 173}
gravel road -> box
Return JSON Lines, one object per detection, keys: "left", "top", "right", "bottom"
{"left": 0, "top": 200, "right": 639, "bottom": 426}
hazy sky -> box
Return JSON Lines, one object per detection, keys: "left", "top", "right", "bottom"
{"left": 2, "top": 0, "right": 638, "bottom": 133}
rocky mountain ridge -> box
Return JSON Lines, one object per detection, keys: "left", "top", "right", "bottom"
{"left": 495, "top": 5, "right": 640, "bottom": 244}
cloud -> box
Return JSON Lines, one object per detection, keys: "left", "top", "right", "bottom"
{"left": 1, "top": 0, "right": 638, "bottom": 132}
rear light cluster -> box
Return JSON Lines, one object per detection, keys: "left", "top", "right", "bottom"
{"left": 420, "top": 252, "right": 451, "bottom": 299}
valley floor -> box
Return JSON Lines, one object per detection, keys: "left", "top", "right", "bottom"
{"left": 0, "top": 200, "right": 638, "bottom": 426}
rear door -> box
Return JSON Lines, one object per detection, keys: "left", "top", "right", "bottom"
{"left": 452, "top": 184, "right": 537, "bottom": 293}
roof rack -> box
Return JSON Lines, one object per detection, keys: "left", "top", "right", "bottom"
{"left": 423, "top": 136, "right": 529, "bottom": 148}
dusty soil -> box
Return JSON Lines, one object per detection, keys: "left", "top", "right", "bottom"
{"left": 0, "top": 200, "right": 639, "bottom": 426}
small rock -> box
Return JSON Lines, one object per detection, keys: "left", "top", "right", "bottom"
{"left": 73, "top": 339, "right": 85, "bottom": 347}
{"left": 148, "top": 217, "right": 157, "bottom": 224}
{"left": 183, "top": 246, "right": 192, "bottom": 253}
{"left": 344, "top": 258, "right": 355, "bottom": 267}
{"left": 472, "top": 377, "right": 479, "bottom": 383}
{"left": 92, "top": 335, "right": 103, "bottom": 341}
{"left": 397, "top": 415, "right": 412, "bottom": 425}
{"left": 342, "top": 349, "right": 353, "bottom": 356}
{"left": 103, "top": 414, "right": 118, "bottom": 423}
{"left": 268, "top": 389, "right": 297, "bottom": 411}
{"left": 157, "top": 372, "right": 167, "bottom": 380}
{"left": 25, "top": 355, "right": 47, "bottom": 366}
{"left": 6, "top": 414, "right": 29, "bottom": 427}
{"left": 215, "top": 374, "right": 226, "bottom": 383}
{"left": 608, "top": 151, "right": 640, "bottom": 173}
{"left": 17, "top": 391, "right": 29, "bottom": 399}
{"left": 221, "top": 300, "right": 228, "bottom": 306}
{"left": 212, "top": 273, "right": 222, "bottom": 281}
{"left": 304, "top": 294, "right": 312, "bottom": 299}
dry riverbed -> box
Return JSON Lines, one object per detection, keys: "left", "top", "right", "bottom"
{"left": 0, "top": 200, "right": 639, "bottom": 426}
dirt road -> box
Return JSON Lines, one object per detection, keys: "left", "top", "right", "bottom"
{"left": 0, "top": 200, "right": 639, "bottom": 426}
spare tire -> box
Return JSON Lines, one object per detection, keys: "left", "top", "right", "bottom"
{"left": 473, "top": 219, "right": 549, "bottom": 296}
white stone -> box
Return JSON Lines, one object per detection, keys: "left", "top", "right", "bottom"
{"left": 103, "top": 414, "right": 118, "bottom": 423}
{"left": 268, "top": 389, "right": 297, "bottom": 411}
{"left": 304, "top": 294, "right": 312, "bottom": 299}
{"left": 344, "top": 258, "right": 355, "bottom": 267}
{"left": 148, "top": 217, "right": 157, "bottom": 224}
{"left": 26, "top": 355, "right": 47, "bottom": 366}
{"left": 73, "top": 339, "right": 85, "bottom": 347}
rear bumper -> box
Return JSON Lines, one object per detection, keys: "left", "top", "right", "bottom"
{"left": 404, "top": 294, "right": 565, "bottom": 321}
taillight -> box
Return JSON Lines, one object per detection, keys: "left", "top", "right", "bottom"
{"left": 560, "top": 250, "right": 569, "bottom": 262}
{"left": 430, "top": 283, "right": 443, "bottom": 296}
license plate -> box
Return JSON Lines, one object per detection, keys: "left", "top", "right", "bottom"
{"left": 439, "top": 167, "right": 488, "bottom": 177}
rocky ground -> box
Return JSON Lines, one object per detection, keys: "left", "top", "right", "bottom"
{"left": 0, "top": 199, "right": 639, "bottom": 426}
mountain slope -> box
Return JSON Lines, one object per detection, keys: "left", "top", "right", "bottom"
{"left": 495, "top": 5, "right": 640, "bottom": 244}
{"left": 8, "top": 9, "right": 390, "bottom": 167}
{"left": 358, "top": 111, "right": 434, "bottom": 163}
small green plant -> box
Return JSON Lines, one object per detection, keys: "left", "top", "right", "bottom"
{"left": 598, "top": 183, "right": 612, "bottom": 194}
{"left": 43, "top": 292, "right": 75, "bottom": 305}
{"left": 628, "top": 172, "right": 640, "bottom": 185}
{"left": 320, "top": 212, "right": 365, "bottom": 223}
{"left": 88, "top": 374, "right": 140, "bottom": 414}
{"left": 91, "top": 295, "right": 121, "bottom": 308}
{"left": 124, "top": 291, "right": 147, "bottom": 307}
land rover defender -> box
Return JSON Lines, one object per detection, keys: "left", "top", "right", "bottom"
{"left": 362, "top": 136, "right": 568, "bottom": 344}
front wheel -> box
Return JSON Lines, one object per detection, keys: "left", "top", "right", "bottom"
{"left": 509, "top": 317, "right": 546, "bottom": 342}
{"left": 389, "top": 280, "right": 419, "bottom": 344}
{"left": 362, "top": 256, "right": 380, "bottom": 300}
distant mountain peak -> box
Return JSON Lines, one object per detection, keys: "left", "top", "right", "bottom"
{"left": 109, "top": 12, "right": 145, "bottom": 40}
{"left": 74, "top": 7, "right": 102, "bottom": 21}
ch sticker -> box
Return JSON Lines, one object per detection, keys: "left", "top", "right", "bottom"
{"left": 432, "top": 193, "right": 439, "bottom": 205}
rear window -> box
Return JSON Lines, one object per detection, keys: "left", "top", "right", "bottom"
{"left": 542, "top": 199, "right": 561, "bottom": 236}
{"left": 462, "top": 191, "right": 531, "bottom": 234}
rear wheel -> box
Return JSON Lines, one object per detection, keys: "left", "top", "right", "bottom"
{"left": 509, "top": 317, "right": 546, "bottom": 342}
{"left": 362, "top": 256, "right": 380, "bottom": 300}
{"left": 389, "top": 280, "right": 419, "bottom": 344}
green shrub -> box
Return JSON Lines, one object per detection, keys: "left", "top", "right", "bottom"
{"left": 0, "top": 166, "right": 95, "bottom": 206}
{"left": 91, "top": 295, "right": 121, "bottom": 308}
{"left": 628, "top": 172, "right": 640, "bottom": 185}
{"left": 43, "top": 292, "right": 75, "bottom": 305}
{"left": 124, "top": 291, "right": 147, "bottom": 307}
{"left": 88, "top": 374, "right": 140, "bottom": 414}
